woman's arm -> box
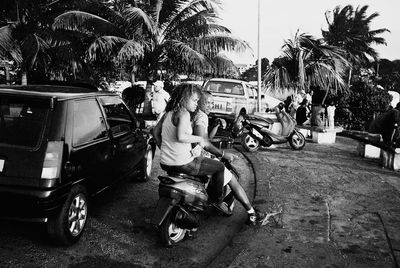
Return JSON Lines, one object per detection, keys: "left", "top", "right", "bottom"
{"left": 193, "top": 119, "right": 236, "bottom": 161}
{"left": 175, "top": 111, "right": 208, "bottom": 146}
{"left": 152, "top": 113, "right": 165, "bottom": 148}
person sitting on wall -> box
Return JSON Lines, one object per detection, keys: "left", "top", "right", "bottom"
{"left": 369, "top": 102, "right": 400, "bottom": 146}
{"left": 296, "top": 99, "right": 310, "bottom": 126}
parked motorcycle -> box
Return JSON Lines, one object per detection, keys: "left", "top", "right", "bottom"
{"left": 151, "top": 158, "right": 237, "bottom": 247}
{"left": 233, "top": 106, "right": 306, "bottom": 151}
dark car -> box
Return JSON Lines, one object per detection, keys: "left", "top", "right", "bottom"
{"left": 0, "top": 84, "right": 155, "bottom": 245}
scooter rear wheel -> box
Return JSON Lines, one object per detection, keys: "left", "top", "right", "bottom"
{"left": 289, "top": 130, "right": 306, "bottom": 150}
{"left": 160, "top": 208, "right": 187, "bottom": 247}
{"left": 241, "top": 133, "right": 260, "bottom": 152}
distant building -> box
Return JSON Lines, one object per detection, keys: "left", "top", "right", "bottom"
{"left": 235, "top": 63, "right": 249, "bottom": 74}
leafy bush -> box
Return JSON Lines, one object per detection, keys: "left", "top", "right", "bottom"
{"left": 334, "top": 80, "right": 392, "bottom": 130}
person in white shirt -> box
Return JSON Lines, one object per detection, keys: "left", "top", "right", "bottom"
{"left": 192, "top": 91, "right": 262, "bottom": 224}
{"left": 326, "top": 101, "right": 336, "bottom": 129}
{"left": 152, "top": 80, "right": 170, "bottom": 121}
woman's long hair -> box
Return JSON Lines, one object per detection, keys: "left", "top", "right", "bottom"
{"left": 165, "top": 83, "right": 202, "bottom": 114}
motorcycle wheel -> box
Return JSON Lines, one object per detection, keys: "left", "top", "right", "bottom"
{"left": 289, "top": 130, "right": 306, "bottom": 150}
{"left": 160, "top": 208, "right": 187, "bottom": 247}
{"left": 241, "top": 133, "right": 260, "bottom": 152}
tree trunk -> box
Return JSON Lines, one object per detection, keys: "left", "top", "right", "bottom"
{"left": 131, "top": 72, "right": 135, "bottom": 84}
{"left": 311, "top": 105, "right": 324, "bottom": 127}
{"left": 5, "top": 65, "right": 10, "bottom": 84}
{"left": 21, "top": 70, "right": 27, "bottom": 85}
{"left": 347, "top": 66, "right": 353, "bottom": 88}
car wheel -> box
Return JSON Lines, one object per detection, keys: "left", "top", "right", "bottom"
{"left": 136, "top": 144, "right": 153, "bottom": 182}
{"left": 47, "top": 185, "right": 88, "bottom": 246}
{"left": 241, "top": 133, "right": 260, "bottom": 152}
{"left": 160, "top": 208, "right": 187, "bottom": 247}
{"left": 289, "top": 130, "right": 306, "bottom": 150}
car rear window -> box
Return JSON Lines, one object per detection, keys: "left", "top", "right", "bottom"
{"left": 0, "top": 96, "right": 49, "bottom": 148}
{"left": 204, "top": 81, "right": 244, "bottom": 95}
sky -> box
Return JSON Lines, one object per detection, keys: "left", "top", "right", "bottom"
{"left": 217, "top": 0, "right": 399, "bottom": 65}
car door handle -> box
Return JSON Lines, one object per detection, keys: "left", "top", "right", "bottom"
{"left": 126, "top": 144, "right": 133, "bottom": 149}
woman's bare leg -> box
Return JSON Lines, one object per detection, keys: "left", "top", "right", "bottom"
{"left": 228, "top": 175, "right": 252, "bottom": 211}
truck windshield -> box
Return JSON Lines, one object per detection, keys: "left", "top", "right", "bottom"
{"left": 204, "top": 81, "right": 244, "bottom": 95}
{"left": 0, "top": 96, "right": 49, "bottom": 148}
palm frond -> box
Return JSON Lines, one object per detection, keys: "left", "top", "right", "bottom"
{"left": 192, "top": 34, "right": 250, "bottom": 58}
{"left": 117, "top": 40, "right": 145, "bottom": 62}
{"left": 87, "top": 36, "right": 129, "bottom": 60}
{"left": 0, "top": 25, "right": 23, "bottom": 63}
{"left": 53, "top": 11, "right": 121, "bottom": 36}
{"left": 164, "top": 39, "right": 210, "bottom": 69}
{"left": 123, "top": 6, "right": 155, "bottom": 35}
{"left": 159, "top": 0, "right": 216, "bottom": 39}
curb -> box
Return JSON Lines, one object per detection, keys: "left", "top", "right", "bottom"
{"left": 207, "top": 146, "right": 258, "bottom": 267}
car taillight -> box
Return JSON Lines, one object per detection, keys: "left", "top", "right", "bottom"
{"left": 41, "top": 141, "right": 63, "bottom": 179}
{"left": 226, "top": 102, "right": 232, "bottom": 112}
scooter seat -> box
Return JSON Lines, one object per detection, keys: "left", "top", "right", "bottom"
{"left": 166, "top": 172, "right": 209, "bottom": 183}
{"left": 246, "top": 114, "right": 275, "bottom": 125}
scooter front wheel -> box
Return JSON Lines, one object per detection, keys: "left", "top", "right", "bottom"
{"left": 289, "top": 130, "right": 306, "bottom": 150}
{"left": 160, "top": 208, "right": 187, "bottom": 247}
{"left": 241, "top": 133, "right": 260, "bottom": 152}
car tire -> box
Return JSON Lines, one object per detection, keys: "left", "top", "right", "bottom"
{"left": 136, "top": 144, "right": 153, "bottom": 182}
{"left": 47, "top": 185, "right": 88, "bottom": 246}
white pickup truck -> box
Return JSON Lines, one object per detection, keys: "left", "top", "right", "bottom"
{"left": 203, "top": 78, "right": 281, "bottom": 117}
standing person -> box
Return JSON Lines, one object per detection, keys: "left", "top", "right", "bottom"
{"left": 151, "top": 80, "right": 170, "bottom": 122}
{"left": 192, "top": 91, "right": 262, "bottom": 224}
{"left": 326, "top": 101, "right": 336, "bottom": 129}
{"left": 305, "top": 90, "right": 313, "bottom": 104}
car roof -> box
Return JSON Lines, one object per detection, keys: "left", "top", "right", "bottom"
{"left": 0, "top": 85, "right": 117, "bottom": 100}
{"left": 206, "top": 78, "right": 247, "bottom": 84}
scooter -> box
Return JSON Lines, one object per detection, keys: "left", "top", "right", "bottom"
{"left": 233, "top": 106, "right": 306, "bottom": 152}
{"left": 151, "top": 158, "right": 237, "bottom": 247}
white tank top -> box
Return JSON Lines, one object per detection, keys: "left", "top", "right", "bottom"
{"left": 160, "top": 112, "right": 194, "bottom": 166}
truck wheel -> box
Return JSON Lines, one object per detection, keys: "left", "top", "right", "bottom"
{"left": 136, "top": 144, "right": 153, "bottom": 182}
{"left": 160, "top": 208, "right": 187, "bottom": 247}
{"left": 241, "top": 133, "right": 260, "bottom": 152}
{"left": 47, "top": 185, "right": 88, "bottom": 246}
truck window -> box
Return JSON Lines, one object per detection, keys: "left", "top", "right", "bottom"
{"left": 205, "top": 81, "right": 244, "bottom": 95}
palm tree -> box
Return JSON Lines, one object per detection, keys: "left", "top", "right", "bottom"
{"left": 264, "top": 31, "right": 348, "bottom": 95}
{"left": 52, "top": 0, "right": 152, "bottom": 83}
{"left": 0, "top": 0, "right": 60, "bottom": 85}
{"left": 138, "top": 0, "right": 250, "bottom": 79}
{"left": 264, "top": 31, "right": 349, "bottom": 126}
{"left": 52, "top": 0, "right": 250, "bottom": 82}
{"left": 322, "top": 5, "right": 389, "bottom": 86}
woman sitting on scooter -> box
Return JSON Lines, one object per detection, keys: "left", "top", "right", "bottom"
{"left": 153, "top": 84, "right": 261, "bottom": 225}
{"left": 193, "top": 90, "right": 262, "bottom": 224}
{"left": 152, "top": 84, "right": 226, "bottom": 213}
